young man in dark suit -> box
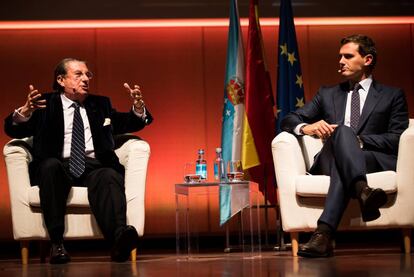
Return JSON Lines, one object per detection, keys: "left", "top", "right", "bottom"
{"left": 281, "top": 34, "right": 409, "bottom": 257}
{"left": 4, "top": 58, "right": 153, "bottom": 263}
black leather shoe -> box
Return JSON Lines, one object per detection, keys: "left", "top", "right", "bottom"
{"left": 50, "top": 243, "right": 70, "bottom": 264}
{"left": 358, "top": 187, "right": 387, "bottom": 222}
{"left": 111, "top": 225, "right": 138, "bottom": 262}
{"left": 297, "top": 231, "right": 334, "bottom": 258}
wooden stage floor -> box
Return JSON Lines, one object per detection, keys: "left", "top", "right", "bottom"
{"left": 0, "top": 248, "right": 413, "bottom": 276}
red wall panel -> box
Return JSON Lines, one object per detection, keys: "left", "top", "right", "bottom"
{"left": 0, "top": 20, "right": 413, "bottom": 239}
{"left": 94, "top": 27, "right": 208, "bottom": 233}
{"left": 306, "top": 25, "right": 414, "bottom": 105}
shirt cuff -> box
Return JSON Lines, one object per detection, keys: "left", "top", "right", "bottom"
{"left": 294, "top": 123, "right": 307, "bottom": 135}
{"left": 132, "top": 105, "right": 147, "bottom": 120}
{"left": 12, "top": 107, "right": 31, "bottom": 124}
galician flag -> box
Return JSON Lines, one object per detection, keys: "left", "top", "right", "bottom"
{"left": 221, "top": 0, "right": 245, "bottom": 164}
{"left": 220, "top": 0, "right": 246, "bottom": 226}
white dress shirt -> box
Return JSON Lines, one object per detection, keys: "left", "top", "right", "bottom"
{"left": 343, "top": 76, "right": 372, "bottom": 127}
{"left": 294, "top": 76, "right": 373, "bottom": 135}
{"left": 13, "top": 93, "right": 147, "bottom": 159}
{"left": 60, "top": 94, "right": 95, "bottom": 159}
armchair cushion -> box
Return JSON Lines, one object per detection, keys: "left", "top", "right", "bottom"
{"left": 29, "top": 186, "right": 90, "bottom": 208}
{"left": 296, "top": 171, "right": 397, "bottom": 197}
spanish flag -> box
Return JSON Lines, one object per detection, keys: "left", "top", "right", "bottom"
{"left": 241, "top": 0, "right": 277, "bottom": 204}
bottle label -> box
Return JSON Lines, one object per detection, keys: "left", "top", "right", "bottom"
{"left": 214, "top": 163, "right": 218, "bottom": 180}
{"left": 196, "top": 164, "right": 207, "bottom": 179}
{"left": 214, "top": 160, "right": 226, "bottom": 181}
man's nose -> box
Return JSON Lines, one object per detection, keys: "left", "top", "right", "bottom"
{"left": 80, "top": 74, "right": 89, "bottom": 81}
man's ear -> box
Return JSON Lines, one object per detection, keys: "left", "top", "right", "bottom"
{"left": 364, "top": 54, "right": 373, "bottom": 67}
{"left": 57, "top": 75, "right": 65, "bottom": 87}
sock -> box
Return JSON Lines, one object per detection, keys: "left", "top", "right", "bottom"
{"left": 316, "top": 222, "right": 334, "bottom": 235}
{"left": 355, "top": 179, "right": 368, "bottom": 198}
{"left": 50, "top": 239, "right": 63, "bottom": 245}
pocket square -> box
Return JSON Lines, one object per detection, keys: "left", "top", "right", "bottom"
{"left": 103, "top": 118, "right": 111, "bottom": 126}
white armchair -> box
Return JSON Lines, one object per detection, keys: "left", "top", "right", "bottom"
{"left": 272, "top": 119, "right": 414, "bottom": 256}
{"left": 4, "top": 134, "right": 150, "bottom": 264}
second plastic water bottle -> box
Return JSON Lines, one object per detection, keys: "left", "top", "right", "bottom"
{"left": 195, "top": 149, "right": 207, "bottom": 181}
{"left": 213, "top": 147, "right": 225, "bottom": 182}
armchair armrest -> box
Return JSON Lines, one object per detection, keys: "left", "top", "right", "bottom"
{"left": 114, "top": 134, "right": 150, "bottom": 236}
{"left": 3, "top": 137, "right": 33, "bottom": 195}
{"left": 272, "top": 132, "right": 310, "bottom": 230}
{"left": 3, "top": 137, "right": 34, "bottom": 239}
{"left": 272, "top": 132, "right": 307, "bottom": 181}
{"left": 396, "top": 124, "right": 414, "bottom": 201}
{"left": 272, "top": 131, "right": 307, "bottom": 196}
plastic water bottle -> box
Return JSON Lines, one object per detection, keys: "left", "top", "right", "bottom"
{"left": 213, "top": 148, "right": 225, "bottom": 182}
{"left": 196, "top": 149, "right": 207, "bottom": 181}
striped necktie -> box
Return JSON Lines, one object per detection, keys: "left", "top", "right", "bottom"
{"left": 69, "top": 102, "right": 86, "bottom": 178}
{"left": 350, "top": 84, "right": 361, "bottom": 132}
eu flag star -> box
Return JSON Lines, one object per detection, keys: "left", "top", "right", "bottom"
{"left": 280, "top": 43, "right": 288, "bottom": 56}
{"left": 287, "top": 52, "right": 297, "bottom": 66}
{"left": 295, "top": 97, "right": 304, "bottom": 108}
{"left": 295, "top": 74, "right": 303, "bottom": 88}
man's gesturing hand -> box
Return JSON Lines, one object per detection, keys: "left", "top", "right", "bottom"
{"left": 124, "top": 83, "right": 145, "bottom": 114}
{"left": 20, "top": 85, "right": 46, "bottom": 117}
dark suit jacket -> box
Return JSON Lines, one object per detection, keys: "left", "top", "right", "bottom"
{"left": 4, "top": 92, "right": 153, "bottom": 175}
{"left": 281, "top": 80, "right": 409, "bottom": 170}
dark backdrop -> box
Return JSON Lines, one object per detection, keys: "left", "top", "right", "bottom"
{"left": 0, "top": 0, "right": 413, "bottom": 21}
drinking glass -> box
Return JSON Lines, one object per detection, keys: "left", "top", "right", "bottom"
{"left": 183, "top": 162, "right": 201, "bottom": 184}
{"left": 226, "top": 160, "right": 244, "bottom": 182}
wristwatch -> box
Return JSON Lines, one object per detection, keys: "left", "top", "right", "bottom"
{"left": 357, "top": 136, "right": 364, "bottom": 148}
{"left": 299, "top": 124, "right": 307, "bottom": 135}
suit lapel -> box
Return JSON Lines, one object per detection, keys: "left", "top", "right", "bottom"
{"left": 51, "top": 93, "right": 64, "bottom": 144}
{"left": 333, "top": 83, "right": 348, "bottom": 125}
{"left": 84, "top": 96, "right": 100, "bottom": 139}
{"left": 356, "top": 81, "right": 382, "bottom": 133}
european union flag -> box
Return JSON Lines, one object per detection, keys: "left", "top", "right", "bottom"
{"left": 276, "top": 0, "right": 305, "bottom": 133}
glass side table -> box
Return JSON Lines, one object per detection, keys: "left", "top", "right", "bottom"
{"left": 175, "top": 181, "right": 261, "bottom": 260}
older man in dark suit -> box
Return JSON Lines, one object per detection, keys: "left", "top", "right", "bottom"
{"left": 281, "top": 34, "right": 409, "bottom": 257}
{"left": 4, "top": 58, "right": 153, "bottom": 263}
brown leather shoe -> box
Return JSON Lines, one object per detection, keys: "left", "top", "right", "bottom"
{"left": 297, "top": 231, "right": 334, "bottom": 258}
{"left": 111, "top": 225, "right": 138, "bottom": 262}
{"left": 358, "top": 187, "right": 387, "bottom": 222}
{"left": 50, "top": 243, "right": 71, "bottom": 264}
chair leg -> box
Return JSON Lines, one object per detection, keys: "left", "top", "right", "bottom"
{"left": 39, "top": 241, "right": 48, "bottom": 263}
{"left": 20, "top": 241, "right": 29, "bottom": 265}
{"left": 402, "top": 228, "right": 411, "bottom": 254}
{"left": 130, "top": 248, "right": 137, "bottom": 262}
{"left": 290, "top": 232, "right": 299, "bottom": 257}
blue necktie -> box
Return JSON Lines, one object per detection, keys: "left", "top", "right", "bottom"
{"left": 350, "top": 84, "right": 361, "bottom": 132}
{"left": 69, "top": 103, "right": 86, "bottom": 178}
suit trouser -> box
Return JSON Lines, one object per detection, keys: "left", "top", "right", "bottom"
{"left": 309, "top": 125, "right": 383, "bottom": 230}
{"left": 31, "top": 157, "right": 126, "bottom": 244}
